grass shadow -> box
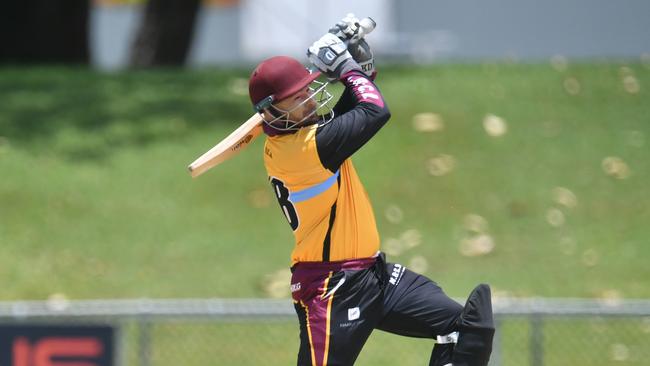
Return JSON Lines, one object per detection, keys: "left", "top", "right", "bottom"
{"left": 0, "top": 66, "right": 253, "bottom": 161}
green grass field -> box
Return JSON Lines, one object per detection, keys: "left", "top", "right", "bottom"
{"left": 1, "top": 63, "right": 649, "bottom": 302}
{"left": 1, "top": 62, "right": 649, "bottom": 365}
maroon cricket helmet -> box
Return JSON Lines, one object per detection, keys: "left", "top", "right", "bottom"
{"left": 249, "top": 56, "right": 321, "bottom": 112}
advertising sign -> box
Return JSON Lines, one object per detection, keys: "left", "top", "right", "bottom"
{"left": 0, "top": 325, "right": 114, "bottom": 366}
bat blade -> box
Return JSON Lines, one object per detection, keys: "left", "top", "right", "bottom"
{"left": 188, "top": 113, "right": 264, "bottom": 178}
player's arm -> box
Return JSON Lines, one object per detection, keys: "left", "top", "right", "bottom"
{"left": 331, "top": 70, "right": 377, "bottom": 116}
{"left": 306, "top": 30, "right": 389, "bottom": 172}
{"left": 329, "top": 16, "right": 376, "bottom": 116}
{"left": 315, "top": 70, "right": 390, "bottom": 172}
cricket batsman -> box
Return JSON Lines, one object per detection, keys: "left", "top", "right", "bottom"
{"left": 247, "top": 15, "right": 495, "bottom": 366}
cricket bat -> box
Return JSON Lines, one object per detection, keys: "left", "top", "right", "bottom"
{"left": 187, "top": 113, "right": 263, "bottom": 178}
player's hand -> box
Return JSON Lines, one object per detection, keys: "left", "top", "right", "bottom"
{"left": 328, "top": 13, "right": 360, "bottom": 41}
{"left": 307, "top": 33, "right": 361, "bottom": 80}
{"left": 328, "top": 14, "right": 375, "bottom": 77}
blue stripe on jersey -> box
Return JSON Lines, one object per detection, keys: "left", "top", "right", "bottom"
{"left": 290, "top": 170, "right": 340, "bottom": 203}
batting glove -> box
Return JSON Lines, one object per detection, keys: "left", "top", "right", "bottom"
{"left": 307, "top": 33, "right": 361, "bottom": 80}
{"left": 328, "top": 14, "right": 375, "bottom": 77}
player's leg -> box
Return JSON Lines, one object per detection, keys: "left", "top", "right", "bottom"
{"left": 293, "top": 267, "right": 383, "bottom": 366}
{"left": 450, "top": 284, "right": 495, "bottom": 366}
{"left": 375, "top": 259, "right": 462, "bottom": 365}
{"left": 294, "top": 301, "right": 318, "bottom": 365}
{"left": 327, "top": 267, "right": 384, "bottom": 365}
{"left": 374, "top": 255, "right": 494, "bottom": 366}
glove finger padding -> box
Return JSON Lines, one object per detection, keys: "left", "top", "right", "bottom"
{"left": 329, "top": 21, "right": 356, "bottom": 40}
{"left": 341, "top": 13, "right": 360, "bottom": 36}
{"left": 347, "top": 38, "right": 374, "bottom": 76}
{"left": 307, "top": 33, "right": 360, "bottom": 80}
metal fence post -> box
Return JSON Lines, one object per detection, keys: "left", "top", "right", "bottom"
{"left": 530, "top": 314, "right": 544, "bottom": 366}
{"left": 489, "top": 316, "right": 502, "bottom": 366}
{"left": 138, "top": 317, "right": 152, "bottom": 366}
{"left": 117, "top": 322, "right": 126, "bottom": 366}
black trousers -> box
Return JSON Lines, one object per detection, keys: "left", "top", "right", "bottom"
{"left": 291, "top": 254, "right": 463, "bottom": 366}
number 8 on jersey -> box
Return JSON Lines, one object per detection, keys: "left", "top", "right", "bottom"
{"left": 270, "top": 177, "right": 300, "bottom": 231}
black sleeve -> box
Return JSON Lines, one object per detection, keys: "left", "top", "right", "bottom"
{"left": 331, "top": 85, "right": 355, "bottom": 116}
{"left": 316, "top": 71, "right": 391, "bottom": 172}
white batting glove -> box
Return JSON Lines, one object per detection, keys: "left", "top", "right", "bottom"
{"left": 329, "top": 13, "right": 360, "bottom": 40}
{"left": 307, "top": 33, "right": 361, "bottom": 80}
{"left": 328, "top": 14, "right": 375, "bottom": 77}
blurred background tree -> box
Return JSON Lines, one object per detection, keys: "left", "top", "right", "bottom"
{"left": 129, "top": 0, "right": 201, "bottom": 67}
{"left": 0, "top": 0, "right": 89, "bottom": 64}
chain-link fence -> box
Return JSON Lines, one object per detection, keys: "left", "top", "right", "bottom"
{"left": 1, "top": 298, "right": 649, "bottom": 365}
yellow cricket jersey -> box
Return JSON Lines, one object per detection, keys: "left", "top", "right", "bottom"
{"left": 262, "top": 70, "right": 390, "bottom": 265}
{"left": 264, "top": 125, "right": 380, "bottom": 265}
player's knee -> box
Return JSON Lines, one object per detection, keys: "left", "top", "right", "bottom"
{"left": 452, "top": 284, "right": 495, "bottom": 366}
{"left": 458, "top": 283, "right": 495, "bottom": 330}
